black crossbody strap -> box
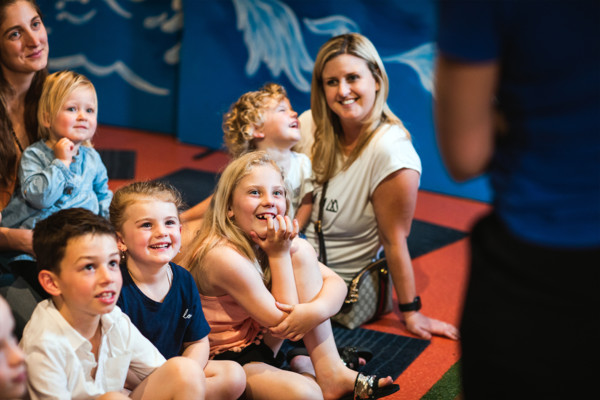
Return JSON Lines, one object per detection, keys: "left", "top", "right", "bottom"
{"left": 315, "top": 181, "right": 329, "bottom": 265}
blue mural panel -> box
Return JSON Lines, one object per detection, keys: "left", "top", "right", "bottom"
{"left": 178, "top": 0, "right": 491, "bottom": 202}
{"left": 38, "top": 0, "right": 180, "bottom": 134}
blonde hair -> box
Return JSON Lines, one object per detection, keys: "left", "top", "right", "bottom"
{"left": 222, "top": 83, "right": 288, "bottom": 158}
{"left": 109, "top": 180, "right": 184, "bottom": 233}
{"left": 182, "top": 151, "right": 290, "bottom": 292}
{"left": 37, "top": 70, "right": 97, "bottom": 146}
{"left": 310, "top": 33, "right": 407, "bottom": 184}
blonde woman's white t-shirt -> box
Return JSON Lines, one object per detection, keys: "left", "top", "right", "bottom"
{"left": 282, "top": 151, "right": 313, "bottom": 218}
{"left": 303, "top": 120, "right": 421, "bottom": 282}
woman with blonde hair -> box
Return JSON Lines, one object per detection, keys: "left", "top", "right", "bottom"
{"left": 301, "top": 33, "right": 459, "bottom": 340}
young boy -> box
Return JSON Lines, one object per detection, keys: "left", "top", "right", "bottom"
{"left": 179, "top": 83, "right": 313, "bottom": 245}
{"left": 20, "top": 208, "right": 205, "bottom": 400}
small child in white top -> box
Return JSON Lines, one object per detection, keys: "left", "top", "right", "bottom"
{"left": 20, "top": 208, "right": 204, "bottom": 400}
{"left": 179, "top": 83, "right": 313, "bottom": 253}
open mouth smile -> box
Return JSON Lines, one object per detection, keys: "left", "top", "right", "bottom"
{"left": 149, "top": 243, "right": 171, "bottom": 249}
{"left": 256, "top": 213, "right": 276, "bottom": 220}
{"left": 96, "top": 291, "right": 117, "bottom": 304}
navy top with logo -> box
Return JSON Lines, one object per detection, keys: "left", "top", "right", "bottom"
{"left": 117, "top": 262, "right": 210, "bottom": 359}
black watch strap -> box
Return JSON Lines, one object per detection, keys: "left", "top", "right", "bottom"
{"left": 398, "top": 296, "right": 422, "bottom": 312}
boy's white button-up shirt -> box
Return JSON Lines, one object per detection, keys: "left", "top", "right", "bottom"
{"left": 20, "top": 299, "right": 166, "bottom": 400}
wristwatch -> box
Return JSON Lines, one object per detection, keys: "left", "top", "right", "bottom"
{"left": 398, "top": 296, "right": 421, "bottom": 312}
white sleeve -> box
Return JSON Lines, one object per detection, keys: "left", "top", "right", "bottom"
{"left": 296, "top": 110, "right": 314, "bottom": 156}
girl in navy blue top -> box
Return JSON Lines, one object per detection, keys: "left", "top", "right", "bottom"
{"left": 110, "top": 181, "right": 246, "bottom": 400}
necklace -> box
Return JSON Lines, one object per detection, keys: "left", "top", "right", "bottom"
{"left": 128, "top": 265, "right": 172, "bottom": 288}
{"left": 10, "top": 130, "right": 24, "bottom": 153}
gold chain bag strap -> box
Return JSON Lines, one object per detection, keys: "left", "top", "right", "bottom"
{"left": 315, "top": 182, "right": 394, "bottom": 330}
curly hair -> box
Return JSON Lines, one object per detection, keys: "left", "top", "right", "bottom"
{"left": 222, "top": 82, "right": 287, "bottom": 158}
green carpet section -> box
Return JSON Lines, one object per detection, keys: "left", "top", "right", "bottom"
{"left": 422, "top": 361, "right": 462, "bottom": 400}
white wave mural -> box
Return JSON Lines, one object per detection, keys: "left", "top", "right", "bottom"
{"left": 303, "top": 15, "right": 360, "bottom": 36}
{"left": 103, "top": 0, "right": 133, "bottom": 19}
{"left": 49, "top": 54, "right": 170, "bottom": 96}
{"left": 56, "top": 9, "right": 96, "bottom": 25}
{"left": 383, "top": 43, "right": 436, "bottom": 95}
{"left": 144, "top": 0, "right": 182, "bottom": 66}
{"left": 47, "top": 0, "right": 180, "bottom": 95}
{"left": 233, "top": 0, "right": 434, "bottom": 95}
{"left": 232, "top": 0, "right": 314, "bottom": 92}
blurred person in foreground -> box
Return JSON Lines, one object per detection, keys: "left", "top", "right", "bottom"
{"left": 435, "top": 1, "right": 600, "bottom": 399}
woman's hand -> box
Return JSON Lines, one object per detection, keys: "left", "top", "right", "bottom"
{"left": 0, "top": 227, "right": 34, "bottom": 254}
{"left": 403, "top": 311, "right": 460, "bottom": 340}
{"left": 269, "top": 301, "right": 323, "bottom": 341}
{"left": 250, "top": 215, "right": 299, "bottom": 258}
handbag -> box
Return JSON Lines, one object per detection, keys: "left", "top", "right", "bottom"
{"left": 315, "top": 182, "right": 394, "bottom": 330}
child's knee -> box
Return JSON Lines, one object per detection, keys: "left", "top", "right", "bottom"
{"left": 291, "top": 239, "right": 319, "bottom": 269}
{"left": 210, "top": 360, "right": 246, "bottom": 399}
{"left": 162, "top": 357, "right": 205, "bottom": 387}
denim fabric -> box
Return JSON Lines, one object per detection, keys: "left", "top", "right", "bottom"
{"left": 0, "top": 140, "right": 112, "bottom": 229}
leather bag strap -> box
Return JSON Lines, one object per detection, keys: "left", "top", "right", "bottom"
{"left": 315, "top": 181, "right": 329, "bottom": 265}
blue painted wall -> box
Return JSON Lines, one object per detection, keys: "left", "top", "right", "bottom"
{"left": 38, "top": 0, "right": 180, "bottom": 135}
{"left": 39, "top": 0, "right": 491, "bottom": 203}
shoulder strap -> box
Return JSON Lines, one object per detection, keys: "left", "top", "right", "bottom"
{"left": 315, "top": 181, "right": 329, "bottom": 265}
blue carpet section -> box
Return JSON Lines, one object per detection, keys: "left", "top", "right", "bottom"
{"left": 97, "top": 149, "right": 136, "bottom": 180}
{"left": 408, "top": 220, "right": 466, "bottom": 259}
{"left": 155, "top": 168, "right": 220, "bottom": 208}
{"left": 282, "top": 327, "right": 430, "bottom": 380}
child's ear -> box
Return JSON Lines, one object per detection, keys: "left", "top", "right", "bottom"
{"left": 116, "top": 233, "right": 127, "bottom": 253}
{"left": 41, "top": 112, "right": 51, "bottom": 129}
{"left": 251, "top": 126, "right": 265, "bottom": 139}
{"left": 38, "top": 270, "right": 61, "bottom": 297}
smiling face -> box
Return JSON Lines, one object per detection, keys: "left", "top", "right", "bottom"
{"left": 51, "top": 233, "right": 122, "bottom": 327}
{"left": 117, "top": 198, "right": 182, "bottom": 269}
{"left": 46, "top": 85, "right": 97, "bottom": 146}
{"left": 322, "top": 53, "right": 380, "bottom": 130}
{"left": 254, "top": 97, "right": 301, "bottom": 150}
{"left": 228, "top": 165, "right": 287, "bottom": 239}
{"left": 0, "top": 0, "right": 48, "bottom": 78}
{"left": 0, "top": 298, "right": 26, "bottom": 400}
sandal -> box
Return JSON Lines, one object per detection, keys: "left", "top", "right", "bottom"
{"left": 339, "top": 372, "right": 400, "bottom": 400}
{"left": 286, "top": 346, "right": 373, "bottom": 370}
{"left": 339, "top": 346, "right": 373, "bottom": 370}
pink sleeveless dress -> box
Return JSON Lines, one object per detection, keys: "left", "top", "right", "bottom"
{"left": 200, "top": 293, "right": 264, "bottom": 357}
